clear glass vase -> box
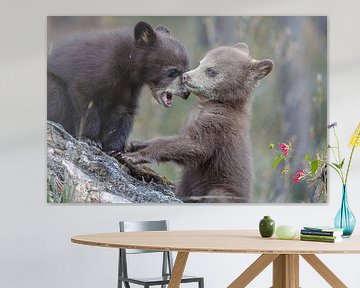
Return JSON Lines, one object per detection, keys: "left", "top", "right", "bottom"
{"left": 334, "top": 185, "right": 356, "bottom": 237}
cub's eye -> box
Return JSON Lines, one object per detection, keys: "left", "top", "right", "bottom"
{"left": 168, "top": 68, "right": 180, "bottom": 78}
{"left": 206, "top": 67, "right": 217, "bottom": 77}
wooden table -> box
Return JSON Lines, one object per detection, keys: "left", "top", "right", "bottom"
{"left": 71, "top": 230, "right": 360, "bottom": 288}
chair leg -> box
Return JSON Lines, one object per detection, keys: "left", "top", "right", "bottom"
{"left": 199, "top": 278, "right": 204, "bottom": 288}
{"left": 118, "top": 249, "right": 122, "bottom": 288}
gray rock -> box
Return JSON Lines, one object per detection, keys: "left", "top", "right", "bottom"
{"left": 47, "top": 121, "right": 181, "bottom": 203}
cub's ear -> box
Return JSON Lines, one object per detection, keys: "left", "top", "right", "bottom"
{"left": 155, "top": 25, "right": 171, "bottom": 36}
{"left": 234, "top": 42, "right": 249, "bottom": 55}
{"left": 250, "top": 59, "right": 274, "bottom": 80}
{"left": 134, "top": 21, "right": 157, "bottom": 46}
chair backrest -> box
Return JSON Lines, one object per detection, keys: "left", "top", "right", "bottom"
{"left": 118, "top": 220, "right": 174, "bottom": 284}
{"left": 119, "top": 220, "right": 168, "bottom": 254}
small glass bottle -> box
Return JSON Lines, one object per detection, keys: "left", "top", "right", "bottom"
{"left": 259, "top": 216, "right": 275, "bottom": 238}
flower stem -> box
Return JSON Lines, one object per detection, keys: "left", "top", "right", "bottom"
{"left": 317, "top": 159, "right": 344, "bottom": 184}
{"left": 345, "top": 133, "right": 360, "bottom": 185}
{"left": 345, "top": 145, "right": 357, "bottom": 185}
{"left": 332, "top": 127, "right": 345, "bottom": 182}
{"left": 330, "top": 148, "right": 339, "bottom": 165}
{"left": 345, "top": 128, "right": 360, "bottom": 185}
{"left": 333, "top": 127, "right": 342, "bottom": 162}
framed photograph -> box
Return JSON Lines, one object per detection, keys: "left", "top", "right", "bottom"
{"left": 47, "top": 16, "right": 327, "bottom": 204}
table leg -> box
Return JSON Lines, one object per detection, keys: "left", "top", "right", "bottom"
{"left": 301, "top": 254, "right": 347, "bottom": 288}
{"left": 229, "top": 253, "right": 348, "bottom": 288}
{"left": 228, "top": 254, "right": 280, "bottom": 288}
{"left": 272, "top": 254, "right": 299, "bottom": 288}
{"left": 168, "top": 251, "right": 189, "bottom": 288}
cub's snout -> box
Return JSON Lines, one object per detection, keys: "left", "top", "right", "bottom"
{"left": 179, "top": 73, "right": 193, "bottom": 99}
{"left": 183, "top": 72, "right": 190, "bottom": 82}
{"left": 182, "top": 91, "right": 190, "bottom": 99}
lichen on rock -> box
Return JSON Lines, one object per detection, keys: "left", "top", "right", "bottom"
{"left": 47, "top": 121, "right": 180, "bottom": 203}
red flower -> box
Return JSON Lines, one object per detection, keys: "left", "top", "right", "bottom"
{"left": 280, "top": 143, "right": 290, "bottom": 155}
{"left": 293, "top": 169, "right": 305, "bottom": 183}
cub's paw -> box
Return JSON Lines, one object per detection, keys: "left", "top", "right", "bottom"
{"left": 122, "top": 152, "right": 151, "bottom": 165}
{"left": 125, "top": 141, "right": 148, "bottom": 153}
{"left": 81, "top": 137, "right": 103, "bottom": 149}
{"left": 106, "top": 150, "right": 124, "bottom": 161}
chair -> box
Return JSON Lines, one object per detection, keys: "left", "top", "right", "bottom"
{"left": 118, "top": 220, "right": 204, "bottom": 288}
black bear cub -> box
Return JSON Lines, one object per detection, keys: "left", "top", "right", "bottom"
{"left": 47, "top": 21, "right": 189, "bottom": 153}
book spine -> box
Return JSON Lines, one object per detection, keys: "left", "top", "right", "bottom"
{"left": 301, "top": 230, "right": 336, "bottom": 236}
{"left": 300, "top": 236, "right": 337, "bottom": 243}
{"left": 300, "top": 234, "right": 338, "bottom": 240}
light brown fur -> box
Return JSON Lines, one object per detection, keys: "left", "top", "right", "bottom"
{"left": 124, "top": 43, "right": 274, "bottom": 203}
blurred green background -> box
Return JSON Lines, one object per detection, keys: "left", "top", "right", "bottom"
{"left": 48, "top": 16, "right": 327, "bottom": 203}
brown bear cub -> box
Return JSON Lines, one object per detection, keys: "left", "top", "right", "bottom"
{"left": 47, "top": 22, "right": 189, "bottom": 154}
{"left": 124, "top": 43, "right": 274, "bottom": 202}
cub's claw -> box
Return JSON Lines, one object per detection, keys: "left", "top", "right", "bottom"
{"left": 122, "top": 152, "right": 151, "bottom": 165}
{"left": 81, "top": 137, "right": 103, "bottom": 149}
{"left": 125, "top": 141, "right": 149, "bottom": 153}
{"left": 107, "top": 150, "right": 124, "bottom": 161}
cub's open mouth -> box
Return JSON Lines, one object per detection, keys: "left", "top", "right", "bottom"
{"left": 160, "top": 91, "right": 173, "bottom": 108}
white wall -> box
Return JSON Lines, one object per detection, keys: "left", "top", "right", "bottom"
{"left": 1, "top": 1, "right": 360, "bottom": 287}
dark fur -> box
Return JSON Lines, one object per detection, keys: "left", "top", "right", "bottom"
{"left": 47, "top": 22, "right": 189, "bottom": 152}
{"left": 124, "top": 43, "right": 274, "bottom": 203}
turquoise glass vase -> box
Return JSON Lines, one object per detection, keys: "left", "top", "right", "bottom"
{"left": 334, "top": 185, "right": 356, "bottom": 237}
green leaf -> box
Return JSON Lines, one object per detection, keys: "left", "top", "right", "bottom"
{"left": 339, "top": 158, "right": 345, "bottom": 169}
{"left": 304, "top": 155, "right": 311, "bottom": 161}
{"left": 332, "top": 162, "right": 341, "bottom": 169}
{"left": 311, "top": 160, "right": 319, "bottom": 176}
{"left": 272, "top": 156, "right": 284, "bottom": 169}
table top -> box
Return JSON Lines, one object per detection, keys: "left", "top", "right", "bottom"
{"left": 71, "top": 230, "right": 360, "bottom": 254}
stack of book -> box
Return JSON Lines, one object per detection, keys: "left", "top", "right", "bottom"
{"left": 300, "top": 226, "right": 344, "bottom": 243}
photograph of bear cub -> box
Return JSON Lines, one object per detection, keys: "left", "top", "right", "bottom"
{"left": 48, "top": 21, "right": 189, "bottom": 153}
{"left": 47, "top": 16, "right": 327, "bottom": 204}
